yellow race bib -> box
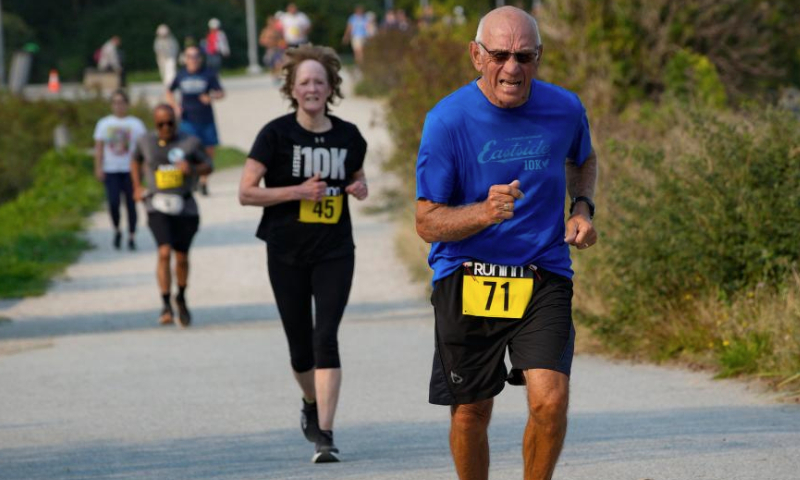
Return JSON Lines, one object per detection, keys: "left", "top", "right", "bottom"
{"left": 299, "top": 195, "right": 343, "bottom": 224}
{"left": 155, "top": 167, "right": 184, "bottom": 190}
{"left": 462, "top": 262, "right": 534, "bottom": 319}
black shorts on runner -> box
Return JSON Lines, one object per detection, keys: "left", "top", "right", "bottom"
{"left": 147, "top": 212, "right": 200, "bottom": 253}
{"left": 429, "top": 263, "right": 575, "bottom": 406}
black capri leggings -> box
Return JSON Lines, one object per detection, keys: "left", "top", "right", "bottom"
{"left": 104, "top": 172, "right": 137, "bottom": 233}
{"left": 267, "top": 252, "right": 355, "bottom": 372}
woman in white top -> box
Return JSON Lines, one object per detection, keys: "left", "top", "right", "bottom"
{"left": 93, "top": 89, "right": 146, "bottom": 250}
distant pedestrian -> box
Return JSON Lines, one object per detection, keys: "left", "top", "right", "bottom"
{"left": 154, "top": 24, "right": 179, "bottom": 88}
{"left": 342, "top": 5, "right": 369, "bottom": 65}
{"left": 131, "top": 104, "right": 214, "bottom": 327}
{"left": 93, "top": 89, "right": 146, "bottom": 250}
{"left": 166, "top": 46, "right": 225, "bottom": 196}
{"left": 259, "top": 15, "right": 286, "bottom": 77}
{"left": 278, "top": 3, "right": 311, "bottom": 48}
{"left": 96, "top": 35, "right": 125, "bottom": 85}
{"left": 204, "top": 18, "right": 230, "bottom": 72}
{"left": 97, "top": 36, "right": 122, "bottom": 73}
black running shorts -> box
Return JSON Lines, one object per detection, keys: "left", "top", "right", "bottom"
{"left": 429, "top": 263, "right": 575, "bottom": 406}
{"left": 147, "top": 212, "right": 199, "bottom": 253}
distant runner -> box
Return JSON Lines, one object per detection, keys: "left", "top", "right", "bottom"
{"left": 131, "top": 104, "right": 214, "bottom": 327}
{"left": 166, "top": 45, "right": 224, "bottom": 196}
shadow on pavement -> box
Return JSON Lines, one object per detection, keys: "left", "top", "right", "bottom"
{"left": 1, "top": 406, "right": 798, "bottom": 480}
{"left": 0, "top": 299, "right": 428, "bottom": 342}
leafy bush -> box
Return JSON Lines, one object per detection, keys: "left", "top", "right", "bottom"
{"left": 576, "top": 104, "right": 800, "bottom": 379}
{"left": 538, "top": 0, "right": 800, "bottom": 110}
{"left": 0, "top": 148, "right": 104, "bottom": 298}
{"left": 383, "top": 24, "right": 475, "bottom": 201}
{"left": 0, "top": 94, "right": 150, "bottom": 203}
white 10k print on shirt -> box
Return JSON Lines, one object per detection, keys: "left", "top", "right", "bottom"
{"left": 292, "top": 145, "right": 348, "bottom": 180}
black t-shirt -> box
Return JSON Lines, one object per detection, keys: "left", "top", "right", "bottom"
{"left": 248, "top": 113, "right": 367, "bottom": 265}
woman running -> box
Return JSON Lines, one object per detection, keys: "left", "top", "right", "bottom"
{"left": 238, "top": 44, "right": 368, "bottom": 464}
{"left": 93, "top": 89, "right": 146, "bottom": 250}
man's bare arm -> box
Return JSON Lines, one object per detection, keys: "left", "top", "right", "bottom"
{"left": 565, "top": 150, "right": 597, "bottom": 208}
{"left": 564, "top": 149, "right": 599, "bottom": 248}
{"left": 415, "top": 180, "right": 524, "bottom": 243}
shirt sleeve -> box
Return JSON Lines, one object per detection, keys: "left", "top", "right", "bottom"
{"left": 567, "top": 103, "right": 593, "bottom": 166}
{"left": 93, "top": 118, "right": 105, "bottom": 141}
{"left": 416, "top": 113, "right": 456, "bottom": 204}
{"left": 208, "top": 72, "right": 223, "bottom": 92}
{"left": 349, "top": 128, "right": 367, "bottom": 174}
{"left": 168, "top": 73, "right": 180, "bottom": 92}
{"left": 248, "top": 124, "right": 276, "bottom": 169}
{"left": 132, "top": 137, "right": 144, "bottom": 164}
{"left": 191, "top": 140, "right": 213, "bottom": 169}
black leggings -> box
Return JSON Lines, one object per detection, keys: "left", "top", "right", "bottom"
{"left": 104, "top": 172, "right": 137, "bottom": 233}
{"left": 267, "top": 252, "right": 355, "bottom": 372}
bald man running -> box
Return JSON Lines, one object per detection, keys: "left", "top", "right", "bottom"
{"left": 415, "top": 7, "right": 598, "bottom": 480}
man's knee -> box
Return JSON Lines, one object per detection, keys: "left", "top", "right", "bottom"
{"left": 527, "top": 384, "right": 569, "bottom": 423}
{"left": 157, "top": 246, "right": 172, "bottom": 262}
{"left": 451, "top": 399, "right": 493, "bottom": 432}
{"left": 175, "top": 251, "right": 189, "bottom": 267}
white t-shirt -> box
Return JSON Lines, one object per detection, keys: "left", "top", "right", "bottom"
{"left": 93, "top": 115, "right": 146, "bottom": 173}
{"left": 278, "top": 12, "right": 311, "bottom": 45}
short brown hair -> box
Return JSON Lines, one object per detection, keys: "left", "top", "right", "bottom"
{"left": 280, "top": 44, "right": 344, "bottom": 112}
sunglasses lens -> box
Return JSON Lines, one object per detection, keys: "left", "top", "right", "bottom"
{"left": 492, "top": 52, "right": 511, "bottom": 63}
{"left": 157, "top": 121, "right": 174, "bottom": 128}
{"left": 514, "top": 53, "right": 535, "bottom": 64}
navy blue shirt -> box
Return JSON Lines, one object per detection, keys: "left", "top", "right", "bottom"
{"left": 169, "top": 68, "right": 222, "bottom": 125}
{"left": 416, "top": 79, "right": 593, "bottom": 282}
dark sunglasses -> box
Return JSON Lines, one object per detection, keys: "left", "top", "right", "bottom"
{"left": 156, "top": 120, "right": 175, "bottom": 128}
{"left": 477, "top": 41, "right": 538, "bottom": 64}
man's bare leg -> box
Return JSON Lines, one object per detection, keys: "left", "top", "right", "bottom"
{"left": 522, "top": 369, "right": 569, "bottom": 480}
{"left": 175, "top": 251, "right": 189, "bottom": 288}
{"left": 450, "top": 398, "right": 493, "bottom": 480}
{"left": 157, "top": 245, "right": 172, "bottom": 294}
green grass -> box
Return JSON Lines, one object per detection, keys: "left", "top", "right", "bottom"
{"left": 214, "top": 146, "right": 246, "bottom": 170}
{"left": 0, "top": 148, "right": 104, "bottom": 299}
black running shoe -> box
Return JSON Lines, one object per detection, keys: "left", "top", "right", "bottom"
{"left": 113, "top": 231, "right": 122, "bottom": 250}
{"left": 312, "top": 430, "right": 340, "bottom": 463}
{"left": 174, "top": 295, "right": 191, "bottom": 327}
{"left": 128, "top": 238, "right": 136, "bottom": 251}
{"left": 301, "top": 399, "right": 321, "bottom": 443}
{"left": 200, "top": 183, "right": 209, "bottom": 196}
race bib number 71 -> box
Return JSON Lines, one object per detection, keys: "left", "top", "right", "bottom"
{"left": 462, "top": 262, "right": 534, "bottom": 319}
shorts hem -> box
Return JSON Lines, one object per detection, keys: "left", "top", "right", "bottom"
{"left": 429, "top": 381, "right": 506, "bottom": 406}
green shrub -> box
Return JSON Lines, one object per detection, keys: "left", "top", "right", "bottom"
{"left": 576, "top": 104, "right": 800, "bottom": 378}
{"left": 0, "top": 148, "right": 104, "bottom": 298}
{"left": 383, "top": 24, "right": 475, "bottom": 202}
{"left": 0, "top": 94, "right": 150, "bottom": 204}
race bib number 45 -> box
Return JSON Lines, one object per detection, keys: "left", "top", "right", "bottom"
{"left": 299, "top": 195, "right": 343, "bottom": 224}
{"left": 462, "top": 262, "right": 534, "bottom": 319}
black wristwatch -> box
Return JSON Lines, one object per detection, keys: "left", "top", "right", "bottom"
{"left": 569, "top": 196, "right": 595, "bottom": 219}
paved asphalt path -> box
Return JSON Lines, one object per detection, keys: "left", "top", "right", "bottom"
{"left": 2, "top": 75, "right": 799, "bottom": 480}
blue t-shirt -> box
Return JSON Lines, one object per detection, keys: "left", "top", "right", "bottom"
{"left": 169, "top": 68, "right": 222, "bottom": 125}
{"left": 416, "top": 79, "right": 592, "bottom": 282}
{"left": 348, "top": 14, "right": 369, "bottom": 40}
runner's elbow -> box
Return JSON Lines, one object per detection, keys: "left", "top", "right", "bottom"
{"left": 415, "top": 218, "right": 436, "bottom": 243}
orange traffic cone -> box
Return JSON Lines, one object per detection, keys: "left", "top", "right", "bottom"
{"left": 48, "top": 69, "right": 60, "bottom": 93}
